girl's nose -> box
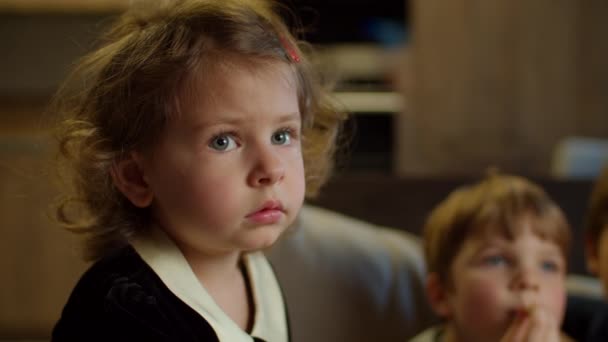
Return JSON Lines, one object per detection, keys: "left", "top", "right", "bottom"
{"left": 247, "top": 146, "right": 285, "bottom": 187}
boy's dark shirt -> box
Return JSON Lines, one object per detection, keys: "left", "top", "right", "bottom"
{"left": 563, "top": 294, "right": 608, "bottom": 342}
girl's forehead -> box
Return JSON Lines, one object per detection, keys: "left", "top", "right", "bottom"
{"left": 172, "top": 60, "right": 299, "bottom": 125}
{"left": 181, "top": 59, "right": 296, "bottom": 104}
{"left": 200, "top": 57, "right": 294, "bottom": 86}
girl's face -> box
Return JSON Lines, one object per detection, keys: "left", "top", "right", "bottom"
{"left": 140, "top": 61, "right": 305, "bottom": 258}
{"left": 436, "top": 218, "right": 567, "bottom": 342}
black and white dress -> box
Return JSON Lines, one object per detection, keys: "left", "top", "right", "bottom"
{"left": 52, "top": 228, "right": 289, "bottom": 342}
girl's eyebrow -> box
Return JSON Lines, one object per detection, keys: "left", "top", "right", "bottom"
{"left": 188, "top": 112, "right": 301, "bottom": 134}
{"left": 192, "top": 116, "right": 243, "bottom": 130}
{"left": 276, "top": 112, "right": 301, "bottom": 124}
{"left": 197, "top": 112, "right": 300, "bottom": 127}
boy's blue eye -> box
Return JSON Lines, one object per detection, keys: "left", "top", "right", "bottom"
{"left": 483, "top": 255, "right": 506, "bottom": 266}
{"left": 541, "top": 260, "right": 559, "bottom": 272}
{"left": 209, "top": 134, "right": 237, "bottom": 151}
{"left": 271, "top": 130, "right": 291, "bottom": 145}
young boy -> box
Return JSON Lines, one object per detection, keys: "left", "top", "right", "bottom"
{"left": 411, "top": 173, "right": 573, "bottom": 342}
{"left": 584, "top": 166, "right": 608, "bottom": 295}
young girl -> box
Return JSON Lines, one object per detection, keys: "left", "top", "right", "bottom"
{"left": 50, "top": 0, "right": 344, "bottom": 341}
{"left": 411, "top": 173, "right": 574, "bottom": 342}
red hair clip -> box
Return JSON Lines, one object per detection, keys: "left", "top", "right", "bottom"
{"left": 279, "top": 35, "right": 300, "bottom": 63}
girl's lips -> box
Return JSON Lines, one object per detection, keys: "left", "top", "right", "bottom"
{"left": 246, "top": 208, "right": 284, "bottom": 224}
{"left": 246, "top": 200, "right": 284, "bottom": 224}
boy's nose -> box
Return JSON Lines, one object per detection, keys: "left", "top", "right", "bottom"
{"left": 512, "top": 280, "right": 540, "bottom": 291}
{"left": 510, "top": 269, "right": 540, "bottom": 292}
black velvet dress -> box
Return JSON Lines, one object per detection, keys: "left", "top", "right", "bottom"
{"left": 52, "top": 246, "right": 219, "bottom": 341}
{"left": 52, "top": 229, "right": 289, "bottom": 342}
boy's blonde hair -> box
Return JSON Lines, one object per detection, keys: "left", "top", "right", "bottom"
{"left": 585, "top": 167, "right": 608, "bottom": 249}
{"left": 423, "top": 173, "right": 571, "bottom": 286}
{"left": 51, "top": 0, "right": 346, "bottom": 261}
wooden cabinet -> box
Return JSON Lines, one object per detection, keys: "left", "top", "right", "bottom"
{"left": 0, "top": 105, "right": 87, "bottom": 338}
{"left": 0, "top": 0, "right": 125, "bottom": 12}
{"left": 395, "top": 0, "right": 608, "bottom": 176}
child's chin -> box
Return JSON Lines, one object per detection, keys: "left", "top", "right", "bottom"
{"left": 242, "top": 230, "right": 283, "bottom": 251}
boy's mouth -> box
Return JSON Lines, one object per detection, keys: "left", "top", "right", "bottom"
{"left": 508, "top": 305, "right": 534, "bottom": 321}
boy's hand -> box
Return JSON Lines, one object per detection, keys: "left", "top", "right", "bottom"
{"left": 500, "top": 307, "right": 561, "bottom": 342}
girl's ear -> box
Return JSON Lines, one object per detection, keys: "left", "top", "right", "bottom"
{"left": 585, "top": 234, "right": 600, "bottom": 275}
{"left": 426, "top": 273, "right": 452, "bottom": 318}
{"left": 110, "top": 152, "right": 154, "bottom": 208}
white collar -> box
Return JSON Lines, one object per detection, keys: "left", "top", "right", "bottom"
{"left": 131, "top": 228, "right": 288, "bottom": 342}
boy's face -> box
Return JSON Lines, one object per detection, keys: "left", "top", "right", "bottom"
{"left": 586, "top": 224, "right": 608, "bottom": 296}
{"left": 433, "top": 217, "right": 567, "bottom": 342}
{"left": 138, "top": 61, "right": 305, "bottom": 258}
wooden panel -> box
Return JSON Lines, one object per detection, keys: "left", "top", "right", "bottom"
{"left": 396, "top": 0, "right": 607, "bottom": 176}
{"left": 577, "top": 2, "right": 608, "bottom": 136}
{"left": 0, "top": 113, "right": 87, "bottom": 338}
{"left": 0, "top": 0, "right": 125, "bottom": 13}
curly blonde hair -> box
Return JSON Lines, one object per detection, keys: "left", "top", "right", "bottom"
{"left": 51, "top": 0, "right": 346, "bottom": 261}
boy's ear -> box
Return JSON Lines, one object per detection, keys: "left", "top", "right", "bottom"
{"left": 110, "top": 152, "right": 154, "bottom": 208}
{"left": 585, "top": 235, "right": 600, "bottom": 275}
{"left": 426, "top": 273, "right": 452, "bottom": 318}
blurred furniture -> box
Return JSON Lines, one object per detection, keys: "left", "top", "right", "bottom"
{"left": 267, "top": 206, "right": 437, "bottom": 342}
{"left": 396, "top": 0, "right": 608, "bottom": 176}
{"left": 551, "top": 136, "right": 608, "bottom": 179}
{"left": 0, "top": 0, "right": 125, "bottom": 12}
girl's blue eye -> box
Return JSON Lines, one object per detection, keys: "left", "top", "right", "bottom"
{"left": 209, "top": 134, "right": 237, "bottom": 151}
{"left": 271, "top": 130, "right": 291, "bottom": 145}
